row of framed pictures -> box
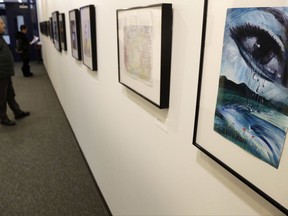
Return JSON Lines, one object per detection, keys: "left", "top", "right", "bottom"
{"left": 39, "top": 2, "right": 288, "bottom": 214}
{"left": 40, "top": 3, "right": 172, "bottom": 109}
{"left": 52, "top": 11, "right": 67, "bottom": 52}
{"left": 41, "top": 5, "right": 97, "bottom": 71}
{"left": 69, "top": 5, "right": 97, "bottom": 71}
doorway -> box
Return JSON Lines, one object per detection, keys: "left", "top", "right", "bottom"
{"left": 0, "top": 0, "right": 39, "bottom": 62}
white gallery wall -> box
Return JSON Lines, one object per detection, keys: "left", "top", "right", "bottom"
{"left": 36, "top": 0, "right": 285, "bottom": 215}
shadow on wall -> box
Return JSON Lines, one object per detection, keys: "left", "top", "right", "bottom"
{"left": 196, "top": 151, "right": 285, "bottom": 215}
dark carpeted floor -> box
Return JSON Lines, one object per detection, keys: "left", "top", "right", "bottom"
{"left": 0, "top": 62, "right": 111, "bottom": 216}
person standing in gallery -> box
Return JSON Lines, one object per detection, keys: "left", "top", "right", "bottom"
{"left": 0, "top": 17, "right": 30, "bottom": 126}
{"left": 15, "top": 24, "right": 33, "bottom": 77}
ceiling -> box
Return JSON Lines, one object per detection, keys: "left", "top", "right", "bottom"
{"left": 0, "top": 0, "right": 34, "bottom": 3}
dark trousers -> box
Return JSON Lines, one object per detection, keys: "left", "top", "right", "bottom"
{"left": 21, "top": 53, "right": 31, "bottom": 76}
{"left": 0, "top": 78, "right": 22, "bottom": 120}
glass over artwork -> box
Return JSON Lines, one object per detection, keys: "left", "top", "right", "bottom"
{"left": 83, "top": 19, "right": 91, "bottom": 58}
{"left": 69, "top": 9, "right": 81, "bottom": 60}
{"left": 80, "top": 5, "right": 97, "bottom": 71}
{"left": 214, "top": 7, "right": 288, "bottom": 168}
{"left": 117, "top": 4, "right": 172, "bottom": 108}
{"left": 52, "top": 11, "right": 61, "bottom": 51}
{"left": 59, "top": 13, "right": 67, "bottom": 51}
{"left": 124, "top": 25, "right": 152, "bottom": 86}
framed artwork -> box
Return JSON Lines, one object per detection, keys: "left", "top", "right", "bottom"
{"left": 58, "top": 13, "right": 67, "bottom": 51}
{"left": 39, "top": 21, "right": 48, "bottom": 36}
{"left": 80, "top": 5, "right": 97, "bottom": 70}
{"left": 193, "top": 0, "right": 288, "bottom": 214}
{"left": 47, "top": 20, "right": 50, "bottom": 37}
{"left": 69, "top": 9, "right": 81, "bottom": 60}
{"left": 52, "top": 11, "right": 61, "bottom": 51}
{"left": 116, "top": 4, "right": 173, "bottom": 109}
{"left": 49, "top": 17, "right": 54, "bottom": 42}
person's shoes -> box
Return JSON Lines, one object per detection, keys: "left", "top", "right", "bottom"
{"left": 15, "top": 111, "right": 30, "bottom": 119}
{"left": 1, "top": 119, "right": 16, "bottom": 126}
{"left": 24, "top": 73, "right": 33, "bottom": 77}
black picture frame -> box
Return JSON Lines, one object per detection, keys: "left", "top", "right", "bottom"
{"left": 49, "top": 17, "right": 54, "bottom": 42}
{"left": 69, "top": 9, "right": 81, "bottom": 60}
{"left": 52, "top": 11, "right": 61, "bottom": 51}
{"left": 116, "top": 4, "right": 173, "bottom": 109}
{"left": 80, "top": 5, "right": 97, "bottom": 71}
{"left": 193, "top": 0, "right": 288, "bottom": 214}
{"left": 47, "top": 20, "right": 50, "bottom": 37}
{"left": 39, "top": 21, "right": 48, "bottom": 36}
{"left": 58, "top": 13, "right": 67, "bottom": 51}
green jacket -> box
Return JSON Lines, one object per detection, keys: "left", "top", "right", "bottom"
{"left": 0, "top": 35, "right": 14, "bottom": 78}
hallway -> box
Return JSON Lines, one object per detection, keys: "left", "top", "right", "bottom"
{"left": 0, "top": 62, "right": 111, "bottom": 216}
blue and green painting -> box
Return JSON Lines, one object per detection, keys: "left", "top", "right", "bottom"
{"left": 214, "top": 7, "right": 288, "bottom": 168}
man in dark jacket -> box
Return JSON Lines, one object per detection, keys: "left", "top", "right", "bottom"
{"left": 0, "top": 17, "right": 30, "bottom": 126}
{"left": 15, "top": 25, "right": 33, "bottom": 77}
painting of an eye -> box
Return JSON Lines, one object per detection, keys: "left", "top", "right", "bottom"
{"left": 230, "top": 24, "right": 281, "bottom": 65}
{"left": 229, "top": 23, "right": 287, "bottom": 86}
{"left": 213, "top": 7, "right": 288, "bottom": 169}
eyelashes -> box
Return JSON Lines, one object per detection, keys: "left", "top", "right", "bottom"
{"left": 229, "top": 23, "right": 288, "bottom": 86}
{"left": 230, "top": 23, "right": 281, "bottom": 65}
